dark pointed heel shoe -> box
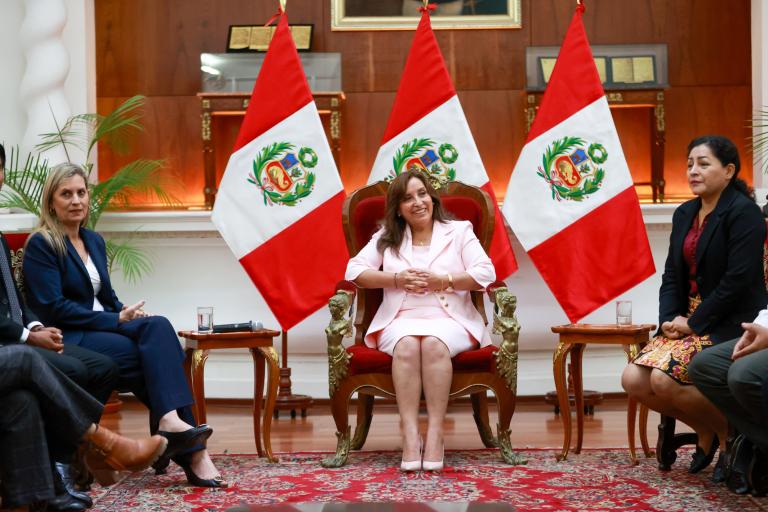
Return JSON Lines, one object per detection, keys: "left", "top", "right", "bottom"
{"left": 153, "top": 424, "right": 212, "bottom": 475}
{"left": 711, "top": 451, "right": 729, "bottom": 483}
{"left": 689, "top": 436, "right": 718, "bottom": 474}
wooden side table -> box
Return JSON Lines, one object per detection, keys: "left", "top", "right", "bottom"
{"left": 178, "top": 329, "right": 281, "bottom": 462}
{"left": 551, "top": 323, "right": 656, "bottom": 464}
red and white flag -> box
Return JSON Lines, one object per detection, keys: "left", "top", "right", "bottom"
{"left": 368, "top": 7, "right": 517, "bottom": 279}
{"left": 212, "top": 10, "right": 348, "bottom": 330}
{"left": 501, "top": 3, "right": 654, "bottom": 322}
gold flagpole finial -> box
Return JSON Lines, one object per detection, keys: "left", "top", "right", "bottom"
{"left": 280, "top": 0, "right": 287, "bottom": 11}
{"left": 423, "top": 0, "right": 429, "bottom": 7}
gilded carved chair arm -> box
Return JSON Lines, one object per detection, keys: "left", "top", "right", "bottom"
{"left": 487, "top": 283, "right": 520, "bottom": 395}
{"left": 325, "top": 284, "right": 356, "bottom": 397}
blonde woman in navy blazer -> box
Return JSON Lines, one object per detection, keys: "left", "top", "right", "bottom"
{"left": 22, "top": 163, "right": 226, "bottom": 488}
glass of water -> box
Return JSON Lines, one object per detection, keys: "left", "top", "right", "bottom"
{"left": 197, "top": 307, "right": 214, "bottom": 332}
{"left": 616, "top": 301, "right": 632, "bottom": 326}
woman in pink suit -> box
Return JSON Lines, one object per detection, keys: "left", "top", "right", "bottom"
{"left": 345, "top": 170, "right": 496, "bottom": 472}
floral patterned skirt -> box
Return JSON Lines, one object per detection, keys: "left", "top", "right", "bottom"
{"left": 633, "top": 296, "right": 712, "bottom": 384}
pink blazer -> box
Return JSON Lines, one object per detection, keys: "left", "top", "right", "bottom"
{"left": 345, "top": 219, "right": 496, "bottom": 350}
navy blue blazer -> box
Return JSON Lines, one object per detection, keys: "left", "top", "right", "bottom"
{"left": 658, "top": 185, "right": 768, "bottom": 342}
{"left": 23, "top": 228, "right": 124, "bottom": 345}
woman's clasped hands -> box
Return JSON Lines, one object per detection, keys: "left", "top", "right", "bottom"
{"left": 118, "top": 300, "right": 151, "bottom": 323}
{"left": 398, "top": 268, "right": 446, "bottom": 294}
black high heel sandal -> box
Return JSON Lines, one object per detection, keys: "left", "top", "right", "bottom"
{"left": 152, "top": 424, "right": 212, "bottom": 475}
{"left": 176, "top": 453, "right": 228, "bottom": 488}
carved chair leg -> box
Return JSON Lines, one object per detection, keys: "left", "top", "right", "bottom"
{"left": 321, "top": 426, "right": 352, "bottom": 469}
{"left": 320, "top": 388, "right": 353, "bottom": 468}
{"left": 497, "top": 423, "right": 527, "bottom": 465}
{"left": 350, "top": 393, "right": 374, "bottom": 450}
{"left": 470, "top": 391, "right": 497, "bottom": 448}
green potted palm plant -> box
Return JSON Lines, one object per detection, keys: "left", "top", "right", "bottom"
{"left": 0, "top": 95, "right": 177, "bottom": 281}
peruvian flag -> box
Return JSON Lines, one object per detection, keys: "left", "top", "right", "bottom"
{"left": 211, "top": 10, "right": 348, "bottom": 330}
{"left": 501, "top": 3, "right": 654, "bottom": 322}
{"left": 368, "top": 7, "right": 517, "bottom": 279}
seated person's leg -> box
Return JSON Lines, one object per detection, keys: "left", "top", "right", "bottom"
{"left": 0, "top": 390, "right": 55, "bottom": 509}
{"left": 61, "top": 344, "right": 120, "bottom": 405}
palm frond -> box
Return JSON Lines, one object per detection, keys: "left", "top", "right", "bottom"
{"left": 105, "top": 238, "right": 153, "bottom": 284}
{"left": 0, "top": 145, "right": 50, "bottom": 215}
{"left": 88, "top": 159, "right": 179, "bottom": 227}
{"left": 87, "top": 95, "right": 146, "bottom": 158}
{"left": 749, "top": 109, "right": 768, "bottom": 174}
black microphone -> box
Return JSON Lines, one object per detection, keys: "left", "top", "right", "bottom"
{"left": 212, "top": 320, "right": 264, "bottom": 333}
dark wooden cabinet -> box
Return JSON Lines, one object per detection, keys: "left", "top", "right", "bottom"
{"left": 198, "top": 92, "right": 345, "bottom": 208}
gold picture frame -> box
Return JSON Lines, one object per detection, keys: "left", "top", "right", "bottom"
{"left": 331, "top": 0, "right": 521, "bottom": 31}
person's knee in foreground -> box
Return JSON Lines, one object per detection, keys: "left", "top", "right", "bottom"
{"left": 621, "top": 135, "right": 767, "bottom": 477}
{"left": 345, "top": 170, "right": 496, "bottom": 471}
{"left": 690, "top": 318, "right": 768, "bottom": 496}
{"left": 0, "top": 345, "right": 167, "bottom": 511}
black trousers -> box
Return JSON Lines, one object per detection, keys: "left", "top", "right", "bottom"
{"left": 31, "top": 343, "right": 119, "bottom": 405}
{"left": 0, "top": 345, "right": 103, "bottom": 508}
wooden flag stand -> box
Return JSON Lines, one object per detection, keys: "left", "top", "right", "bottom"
{"left": 274, "top": 330, "right": 314, "bottom": 418}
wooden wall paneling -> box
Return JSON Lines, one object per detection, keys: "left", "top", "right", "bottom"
{"left": 339, "top": 92, "right": 396, "bottom": 192}
{"left": 458, "top": 89, "right": 527, "bottom": 199}
{"left": 97, "top": 96, "right": 206, "bottom": 207}
{"left": 662, "top": 86, "right": 753, "bottom": 199}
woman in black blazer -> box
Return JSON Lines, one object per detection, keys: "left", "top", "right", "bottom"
{"left": 622, "top": 135, "right": 767, "bottom": 476}
{"left": 22, "top": 163, "right": 226, "bottom": 488}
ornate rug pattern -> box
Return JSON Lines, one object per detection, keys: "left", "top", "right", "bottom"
{"left": 90, "top": 449, "right": 767, "bottom": 511}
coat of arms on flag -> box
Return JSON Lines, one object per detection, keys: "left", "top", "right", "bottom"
{"left": 249, "top": 142, "right": 318, "bottom": 206}
{"left": 538, "top": 136, "right": 607, "bottom": 202}
{"left": 389, "top": 137, "right": 459, "bottom": 189}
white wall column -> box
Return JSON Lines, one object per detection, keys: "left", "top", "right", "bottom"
{"left": 752, "top": 0, "right": 768, "bottom": 196}
{"left": 0, "top": 0, "right": 95, "bottom": 165}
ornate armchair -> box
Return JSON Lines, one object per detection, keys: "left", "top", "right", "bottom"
{"left": 321, "top": 180, "right": 524, "bottom": 468}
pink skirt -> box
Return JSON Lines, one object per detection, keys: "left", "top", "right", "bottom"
{"left": 376, "top": 306, "right": 476, "bottom": 357}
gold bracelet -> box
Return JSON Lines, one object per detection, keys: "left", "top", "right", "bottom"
{"left": 447, "top": 273, "right": 454, "bottom": 292}
{"left": 393, "top": 272, "right": 398, "bottom": 289}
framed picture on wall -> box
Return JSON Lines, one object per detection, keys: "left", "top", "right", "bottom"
{"left": 331, "top": 0, "right": 521, "bottom": 30}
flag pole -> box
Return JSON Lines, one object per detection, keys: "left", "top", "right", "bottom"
{"left": 270, "top": 0, "right": 315, "bottom": 420}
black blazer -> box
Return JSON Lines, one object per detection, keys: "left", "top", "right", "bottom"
{"left": 0, "top": 234, "right": 40, "bottom": 343}
{"left": 658, "top": 185, "right": 768, "bottom": 342}
{"left": 22, "top": 228, "right": 124, "bottom": 345}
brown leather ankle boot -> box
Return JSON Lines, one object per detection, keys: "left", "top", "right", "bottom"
{"left": 85, "top": 425, "right": 167, "bottom": 485}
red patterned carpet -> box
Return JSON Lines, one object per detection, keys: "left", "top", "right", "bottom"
{"left": 89, "top": 449, "right": 767, "bottom": 512}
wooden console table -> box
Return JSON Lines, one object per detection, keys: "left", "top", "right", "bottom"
{"left": 198, "top": 91, "right": 345, "bottom": 208}
{"left": 179, "top": 329, "right": 281, "bottom": 462}
{"left": 551, "top": 323, "right": 656, "bottom": 464}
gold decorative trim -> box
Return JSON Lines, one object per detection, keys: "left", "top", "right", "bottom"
{"left": 326, "top": 291, "right": 353, "bottom": 396}
{"left": 261, "top": 346, "right": 279, "bottom": 366}
{"left": 320, "top": 426, "right": 351, "bottom": 468}
{"left": 497, "top": 425, "right": 527, "bottom": 465}
{"left": 331, "top": 97, "right": 339, "bottom": 107}
{"left": 201, "top": 112, "right": 211, "bottom": 141}
{"left": 607, "top": 92, "right": 624, "bottom": 103}
{"left": 491, "top": 287, "right": 519, "bottom": 395}
{"left": 243, "top": 99, "right": 250, "bottom": 109}
{"left": 553, "top": 341, "right": 568, "bottom": 364}
{"left": 330, "top": 111, "right": 341, "bottom": 140}
{"left": 525, "top": 94, "right": 536, "bottom": 133}
{"left": 201, "top": 99, "right": 210, "bottom": 109}
{"left": 655, "top": 103, "right": 665, "bottom": 133}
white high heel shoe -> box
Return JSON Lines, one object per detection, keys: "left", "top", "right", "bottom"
{"left": 422, "top": 442, "right": 444, "bottom": 472}
{"left": 400, "top": 437, "right": 423, "bottom": 472}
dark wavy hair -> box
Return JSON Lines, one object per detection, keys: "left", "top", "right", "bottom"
{"left": 376, "top": 170, "right": 452, "bottom": 255}
{"left": 687, "top": 135, "right": 753, "bottom": 201}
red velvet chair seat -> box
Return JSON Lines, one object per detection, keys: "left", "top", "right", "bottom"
{"left": 347, "top": 344, "right": 498, "bottom": 376}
